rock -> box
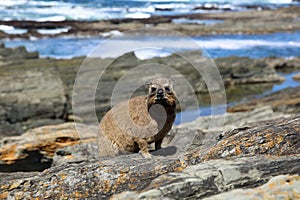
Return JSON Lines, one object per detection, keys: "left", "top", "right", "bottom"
{"left": 52, "top": 142, "right": 98, "bottom": 167}
{"left": 0, "top": 44, "right": 38, "bottom": 62}
{"left": 266, "top": 57, "right": 300, "bottom": 72}
{"left": 200, "top": 116, "right": 300, "bottom": 161}
{"left": 293, "top": 72, "right": 300, "bottom": 80}
{"left": 227, "top": 86, "right": 300, "bottom": 113}
{"left": 215, "top": 56, "right": 285, "bottom": 85}
{"left": 177, "top": 106, "right": 289, "bottom": 132}
{"left": 0, "top": 115, "right": 299, "bottom": 199}
{"left": 0, "top": 65, "right": 66, "bottom": 137}
{"left": 112, "top": 156, "right": 300, "bottom": 200}
{"left": 0, "top": 123, "right": 97, "bottom": 172}
{"left": 204, "top": 174, "right": 300, "bottom": 200}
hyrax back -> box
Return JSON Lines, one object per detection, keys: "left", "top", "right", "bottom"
{"left": 98, "top": 78, "right": 176, "bottom": 158}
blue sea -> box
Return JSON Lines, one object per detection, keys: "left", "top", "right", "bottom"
{"left": 4, "top": 31, "right": 300, "bottom": 59}
{"left": 0, "top": 0, "right": 298, "bottom": 21}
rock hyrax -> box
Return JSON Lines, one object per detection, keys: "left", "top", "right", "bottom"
{"left": 98, "top": 78, "right": 176, "bottom": 158}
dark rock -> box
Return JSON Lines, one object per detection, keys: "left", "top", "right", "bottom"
{"left": 227, "top": 86, "right": 300, "bottom": 113}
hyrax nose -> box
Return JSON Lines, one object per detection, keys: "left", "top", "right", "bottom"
{"left": 157, "top": 88, "right": 164, "bottom": 98}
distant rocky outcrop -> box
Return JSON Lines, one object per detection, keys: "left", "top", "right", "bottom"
{"left": 228, "top": 86, "right": 300, "bottom": 113}
{"left": 0, "top": 115, "right": 299, "bottom": 199}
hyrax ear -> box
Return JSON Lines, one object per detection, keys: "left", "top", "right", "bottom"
{"left": 144, "top": 81, "right": 152, "bottom": 89}
{"left": 168, "top": 78, "right": 175, "bottom": 87}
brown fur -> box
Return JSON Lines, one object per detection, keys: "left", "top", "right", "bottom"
{"left": 98, "top": 78, "right": 176, "bottom": 158}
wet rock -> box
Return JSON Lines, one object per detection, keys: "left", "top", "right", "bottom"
{"left": 0, "top": 123, "right": 97, "bottom": 172}
{"left": 227, "top": 86, "right": 300, "bottom": 113}
{"left": 266, "top": 57, "right": 300, "bottom": 72}
{"left": 204, "top": 174, "right": 300, "bottom": 200}
{"left": 293, "top": 72, "right": 300, "bottom": 80}
{"left": 0, "top": 115, "right": 299, "bottom": 199}
{"left": 215, "top": 56, "right": 285, "bottom": 85}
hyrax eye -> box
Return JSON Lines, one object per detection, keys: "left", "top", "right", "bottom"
{"left": 151, "top": 87, "right": 157, "bottom": 93}
{"left": 164, "top": 86, "right": 171, "bottom": 92}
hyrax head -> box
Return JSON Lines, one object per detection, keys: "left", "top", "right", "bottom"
{"left": 145, "top": 78, "right": 176, "bottom": 108}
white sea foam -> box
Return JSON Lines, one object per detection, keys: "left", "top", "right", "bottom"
{"left": 134, "top": 49, "right": 172, "bottom": 60}
{"left": 124, "top": 12, "right": 151, "bottom": 19}
{"left": 0, "top": 25, "right": 27, "bottom": 34}
{"left": 172, "top": 18, "right": 223, "bottom": 25}
{"left": 101, "top": 30, "right": 123, "bottom": 37}
{"left": 36, "top": 28, "right": 70, "bottom": 35}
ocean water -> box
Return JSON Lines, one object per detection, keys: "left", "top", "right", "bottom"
{"left": 0, "top": 0, "right": 298, "bottom": 21}
{"left": 4, "top": 31, "right": 300, "bottom": 59}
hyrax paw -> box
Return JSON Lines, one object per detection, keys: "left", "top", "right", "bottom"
{"left": 140, "top": 151, "right": 153, "bottom": 159}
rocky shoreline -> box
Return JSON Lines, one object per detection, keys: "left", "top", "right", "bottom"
{"left": 0, "top": 6, "right": 300, "bottom": 39}
{"left": 1, "top": 5, "right": 300, "bottom": 198}
{"left": 0, "top": 41, "right": 300, "bottom": 198}
{"left": 1, "top": 44, "right": 300, "bottom": 137}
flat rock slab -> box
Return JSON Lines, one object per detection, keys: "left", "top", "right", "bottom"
{"left": 204, "top": 174, "right": 300, "bottom": 200}
{"left": 112, "top": 155, "right": 300, "bottom": 200}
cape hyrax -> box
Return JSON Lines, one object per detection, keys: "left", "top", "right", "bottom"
{"left": 98, "top": 78, "right": 176, "bottom": 158}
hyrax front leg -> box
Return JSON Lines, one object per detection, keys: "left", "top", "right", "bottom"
{"left": 155, "top": 138, "right": 163, "bottom": 151}
{"left": 136, "top": 139, "right": 153, "bottom": 158}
